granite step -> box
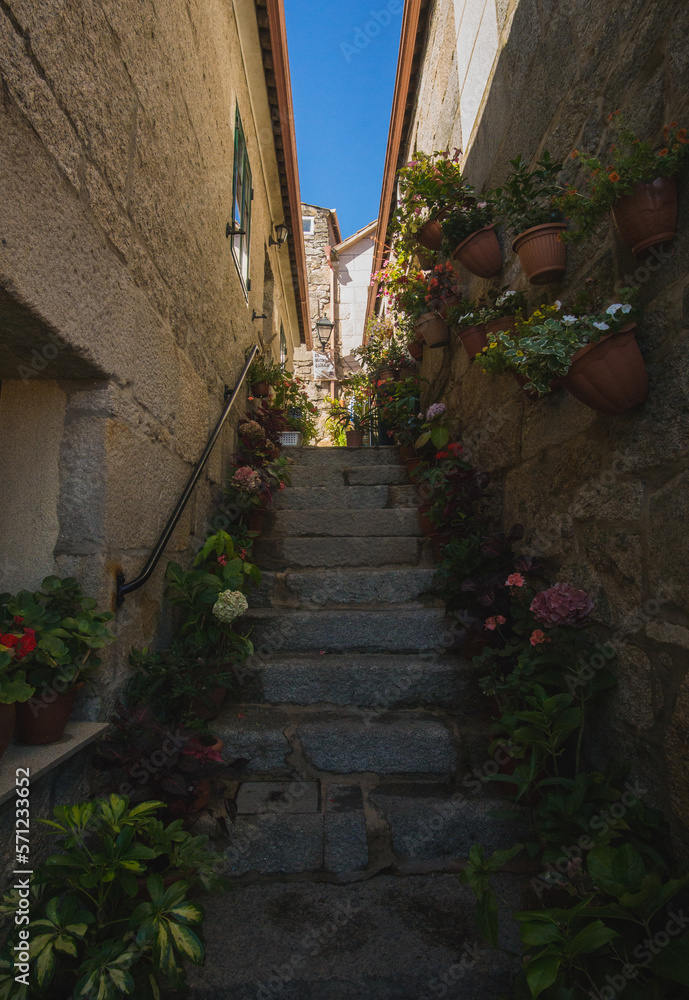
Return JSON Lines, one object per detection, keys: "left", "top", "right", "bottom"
{"left": 213, "top": 705, "right": 464, "bottom": 777}
{"left": 243, "top": 607, "right": 449, "bottom": 653}
{"left": 287, "top": 446, "right": 402, "bottom": 466}
{"left": 274, "top": 484, "right": 419, "bottom": 510}
{"left": 289, "top": 464, "right": 409, "bottom": 488}
{"left": 254, "top": 534, "right": 425, "bottom": 569}
{"left": 186, "top": 874, "right": 520, "bottom": 999}
{"left": 250, "top": 567, "right": 438, "bottom": 608}
{"left": 268, "top": 508, "right": 421, "bottom": 538}
{"left": 239, "top": 652, "right": 482, "bottom": 710}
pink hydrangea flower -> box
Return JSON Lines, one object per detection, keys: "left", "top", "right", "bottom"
{"left": 426, "top": 403, "right": 446, "bottom": 421}
{"left": 231, "top": 467, "right": 262, "bottom": 493}
{"left": 485, "top": 615, "right": 506, "bottom": 631}
{"left": 530, "top": 583, "right": 594, "bottom": 627}
{"left": 506, "top": 573, "right": 525, "bottom": 587}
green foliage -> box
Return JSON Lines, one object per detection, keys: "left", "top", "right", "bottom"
{"left": 247, "top": 355, "right": 284, "bottom": 386}
{"left": 377, "top": 376, "right": 424, "bottom": 448}
{"left": 441, "top": 195, "right": 494, "bottom": 253}
{"left": 491, "top": 152, "right": 564, "bottom": 233}
{"left": 0, "top": 795, "right": 225, "bottom": 999}
{"left": 0, "top": 649, "right": 34, "bottom": 704}
{"left": 388, "top": 148, "right": 467, "bottom": 250}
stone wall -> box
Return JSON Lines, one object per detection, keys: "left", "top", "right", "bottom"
{"left": 409, "top": 0, "right": 689, "bottom": 844}
{"left": 0, "top": 0, "right": 302, "bottom": 718}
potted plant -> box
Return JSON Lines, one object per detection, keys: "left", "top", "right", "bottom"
{"left": 271, "top": 370, "right": 319, "bottom": 444}
{"left": 2, "top": 577, "right": 115, "bottom": 746}
{"left": 377, "top": 376, "right": 425, "bottom": 462}
{"left": 225, "top": 464, "right": 271, "bottom": 533}
{"left": 492, "top": 152, "right": 566, "bottom": 284}
{"left": 0, "top": 794, "right": 227, "bottom": 998}
{"left": 483, "top": 288, "right": 527, "bottom": 338}
{"left": 560, "top": 115, "right": 689, "bottom": 253}
{"left": 247, "top": 355, "right": 282, "bottom": 398}
{"left": 0, "top": 646, "right": 35, "bottom": 760}
{"left": 326, "top": 397, "right": 373, "bottom": 448}
{"left": 423, "top": 261, "right": 463, "bottom": 319}
{"left": 446, "top": 302, "right": 489, "bottom": 359}
{"left": 390, "top": 148, "right": 468, "bottom": 251}
{"left": 441, "top": 196, "right": 502, "bottom": 278}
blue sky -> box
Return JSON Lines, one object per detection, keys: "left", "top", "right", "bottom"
{"left": 284, "top": 0, "right": 402, "bottom": 240}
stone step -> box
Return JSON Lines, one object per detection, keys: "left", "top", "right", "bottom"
{"left": 269, "top": 508, "right": 421, "bottom": 538}
{"left": 239, "top": 652, "right": 482, "bottom": 710}
{"left": 250, "top": 567, "right": 438, "bottom": 608}
{"left": 243, "top": 607, "right": 448, "bottom": 653}
{"left": 274, "top": 484, "right": 420, "bottom": 510}
{"left": 289, "top": 465, "right": 409, "bottom": 487}
{"left": 255, "top": 535, "right": 425, "bottom": 569}
{"left": 213, "top": 705, "right": 464, "bottom": 776}
{"left": 287, "top": 445, "right": 401, "bottom": 466}
{"left": 186, "top": 874, "right": 520, "bottom": 999}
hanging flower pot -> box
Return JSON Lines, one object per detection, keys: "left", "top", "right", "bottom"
{"left": 611, "top": 177, "right": 677, "bottom": 255}
{"left": 0, "top": 702, "right": 15, "bottom": 761}
{"left": 485, "top": 315, "right": 516, "bottom": 338}
{"left": 15, "top": 683, "right": 83, "bottom": 746}
{"left": 415, "top": 210, "right": 448, "bottom": 251}
{"left": 416, "top": 311, "right": 450, "bottom": 348}
{"left": 415, "top": 246, "right": 435, "bottom": 270}
{"left": 453, "top": 224, "right": 503, "bottom": 278}
{"left": 346, "top": 430, "right": 364, "bottom": 447}
{"left": 251, "top": 381, "right": 271, "bottom": 398}
{"left": 397, "top": 365, "right": 417, "bottom": 380}
{"left": 408, "top": 340, "right": 423, "bottom": 361}
{"left": 563, "top": 323, "right": 647, "bottom": 415}
{"left": 377, "top": 367, "right": 395, "bottom": 382}
{"left": 458, "top": 323, "right": 488, "bottom": 359}
{"left": 512, "top": 222, "right": 567, "bottom": 284}
{"left": 438, "top": 292, "right": 463, "bottom": 319}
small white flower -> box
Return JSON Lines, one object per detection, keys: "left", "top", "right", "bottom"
{"left": 593, "top": 321, "right": 609, "bottom": 331}
{"left": 620, "top": 303, "right": 632, "bottom": 313}
{"left": 606, "top": 303, "right": 623, "bottom": 315}
{"left": 562, "top": 315, "right": 577, "bottom": 325}
{"left": 554, "top": 300, "right": 562, "bottom": 310}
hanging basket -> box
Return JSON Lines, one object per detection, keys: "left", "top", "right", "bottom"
{"left": 251, "top": 381, "right": 271, "bottom": 398}
{"left": 458, "top": 323, "right": 488, "bottom": 359}
{"left": 563, "top": 323, "right": 647, "bottom": 414}
{"left": 453, "top": 225, "right": 503, "bottom": 278}
{"left": 415, "top": 211, "right": 447, "bottom": 251}
{"left": 512, "top": 222, "right": 567, "bottom": 285}
{"left": 415, "top": 311, "right": 450, "bottom": 348}
{"left": 407, "top": 339, "right": 424, "bottom": 360}
{"left": 611, "top": 177, "right": 677, "bottom": 256}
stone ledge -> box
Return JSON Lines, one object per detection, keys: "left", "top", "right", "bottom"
{"left": 0, "top": 722, "right": 109, "bottom": 806}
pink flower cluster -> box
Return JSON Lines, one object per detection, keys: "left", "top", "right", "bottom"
{"left": 231, "top": 467, "right": 262, "bottom": 494}
{"left": 426, "top": 403, "right": 446, "bottom": 421}
{"left": 240, "top": 420, "right": 266, "bottom": 443}
{"left": 530, "top": 582, "right": 594, "bottom": 627}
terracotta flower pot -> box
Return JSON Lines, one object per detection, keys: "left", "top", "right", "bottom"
{"left": 397, "top": 366, "right": 417, "bottom": 380}
{"left": 485, "top": 315, "right": 516, "bottom": 337}
{"left": 251, "top": 381, "right": 271, "bottom": 398}
{"left": 190, "top": 685, "right": 227, "bottom": 721}
{"left": 416, "top": 215, "right": 445, "bottom": 251}
{"left": 248, "top": 509, "right": 267, "bottom": 534}
{"left": 398, "top": 445, "right": 416, "bottom": 462}
{"left": 405, "top": 457, "right": 422, "bottom": 479}
{"left": 563, "top": 323, "right": 647, "bottom": 415}
{"left": 415, "top": 246, "right": 436, "bottom": 270}
{"left": 408, "top": 339, "right": 424, "bottom": 360}
{"left": 418, "top": 507, "right": 434, "bottom": 537}
{"left": 438, "top": 292, "right": 463, "bottom": 319}
{"left": 346, "top": 430, "right": 364, "bottom": 448}
{"left": 458, "top": 323, "right": 488, "bottom": 359}
{"left": 15, "top": 683, "right": 83, "bottom": 746}
{"left": 431, "top": 534, "right": 446, "bottom": 560}
{"left": 512, "top": 222, "right": 567, "bottom": 285}
{"left": 416, "top": 311, "right": 449, "bottom": 348}
{"left": 377, "top": 367, "right": 395, "bottom": 382}
{"left": 611, "top": 176, "right": 677, "bottom": 255}
{"left": 0, "top": 702, "right": 15, "bottom": 761}
{"left": 453, "top": 225, "right": 503, "bottom": 278}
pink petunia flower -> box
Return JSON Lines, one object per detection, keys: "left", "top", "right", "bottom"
{"left": 506, "top": 573, "right": 525, "bottom": 588}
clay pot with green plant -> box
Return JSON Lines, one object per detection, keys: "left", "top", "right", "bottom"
{"left": 447, "top": 303, "right": 488, "bottom": 359}
{"left": 492, "top": 152, "right": 567, "bottom": 284}
{"left": 0, "top": 649, "right": 35, "bottom": 759}
{"left": 559, "top": 116, "right": 689, "bottom": 254}
{"left": 247, "top": 355, "right": 283, "bottom": 397}
{"left": 388, "top": 149, "right": 467, "bottom": 254}
{"left": 442, "top": 196, "right": 502, "bottom": 278}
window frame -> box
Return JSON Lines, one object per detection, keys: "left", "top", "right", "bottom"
{"left": 279, "top": 324, "right": 288, "bottom": 367}
{"left": 231, "top": 107, "right": 252, "bottom": 293}
{"left": 302, "top": 216, "right": 315, "bottom": 236}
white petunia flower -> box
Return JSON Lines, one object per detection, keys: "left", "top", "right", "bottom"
{"left": 554, "top": 300, "right": 562, "bottom": 310}
{"left": 606, "top": 303, "right": 623, "bottom": 315}
{"left": 562, "top": 315, "right": 577, "bottom": 325}
{"left": 620, "top": 303, "right": 632, "bottom": 313}
{"left": 593, "top": 321, "right": 610, "bottom": 331}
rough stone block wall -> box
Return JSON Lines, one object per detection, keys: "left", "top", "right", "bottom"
{"left": 412, "top": 0, "right": 689, "bottom": 843}
{"left": 0, "top": 0, "right": 297, "bottom": 718}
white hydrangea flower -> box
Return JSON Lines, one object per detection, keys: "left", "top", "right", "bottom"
{"left": 562, "top": 315, "right": 577, "bottom": 325}
{"left": 620, "top": 303, "right": 632, "bottom": 313}
{"left": 212, "top": 590, "right": 249, "bottom": 624}
{"left": 606, "top": 303, "right": 623, "bottom": 315}
{"left": 593, "top": 321, "right": 610, "bottom": 331}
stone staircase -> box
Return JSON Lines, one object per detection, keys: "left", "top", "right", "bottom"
{"left": 188, "top": 447, "right": 522, "bottom": 1000}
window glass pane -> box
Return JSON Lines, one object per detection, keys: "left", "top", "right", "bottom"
{"left": 232, "top": 109, "right": 251, "bottom": 289}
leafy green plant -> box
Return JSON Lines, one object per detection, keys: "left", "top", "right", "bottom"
{"left": 491, "top": 152, "right": 564, "bottom": 234}
{"left": 0, "top": 648, "right": 35, "bottom": 704}
{"left": 389, "top": 148, "right": 467, "bottom": 248}
{"left": 459, "top": 843, "right": 524, "bottom": 945}
{"left": 446, "top": 301, "right": 489, "bottom": 331}
{"left": 247, "top": 355, "right": 283, "bottom": 386}
{"left": 377, "top": 376, "right": 424, "bottom": 447}
{"left": 0, "top": 795, "right": 227, "bottom": 999}
{"left": 559, "top": 115, "right": 689, "bottom": 242}
{"left": 423, "top": 261, "right": 462, "bottom": 313}
{"left": 441, "top": 196, "right": 494, "bottom": 253}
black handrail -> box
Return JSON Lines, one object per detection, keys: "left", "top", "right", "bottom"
{"left": 116, "top": 344, "right": 259, "bottom": 606}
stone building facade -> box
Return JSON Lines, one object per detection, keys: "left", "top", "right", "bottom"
{"left": 0, "top": 0, "right": 309, "bottom": 719}
{"left": 370, "top": 0, "right": 689, "bottom": 844}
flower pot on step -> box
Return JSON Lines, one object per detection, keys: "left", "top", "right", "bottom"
{"left": 15, "top": 683, "right": 83, "bottom": 745}
{"left": 453, "top": 224, "right": 503, "bottom": 278}
{"left": 405, "top": 457, "right": 422, "bottom": 479}
{"left": 346, "top": 430, "right": 364, "bottom": 448}
{"left": 611, "top": 176, "right": 677, "bottom": 255}
{"left": 398, "top": 445, "right": 416, "bottom": 462}
{"left": 512, "top": 222, "right": 567, "bottom": 284}
{"left": 416, "top": 312, "right": 450, "bottom": 348}
{"left": 418, "top": 507, "right": 434, "bottom": 537}
{"left": 0, "top": 702, "right": 15, "bottom": 761}
{"left": 248, "top": 509, "right": 268, "bottom": 534}
{"left": 485, "top": 315, "right": 516, "bottom": 337}
{"left": 408, "top": 339, "right": 424, "bottom": 360}
{"left": 190, "top": 685, "right": 227, "bottom": 721}
{"left": 251, "top": 381, "right": 271, "bottom": 398}
{"left": 563, "top": 323, "right": 647, "bottom": 415}
{"left": 458, "top": 323, "right": 488, "bottom": 359}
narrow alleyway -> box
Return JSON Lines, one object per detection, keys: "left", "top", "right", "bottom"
{"left": 188, "top": 447, "right": 522, "bottom": 999}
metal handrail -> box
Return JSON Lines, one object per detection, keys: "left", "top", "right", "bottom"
{"left": 116, "top": 344, "right": 259, "bottom": 606}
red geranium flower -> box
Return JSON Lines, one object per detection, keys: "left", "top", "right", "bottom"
{"left": 0, "top": 633, "right": 20, "bottom": 649}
